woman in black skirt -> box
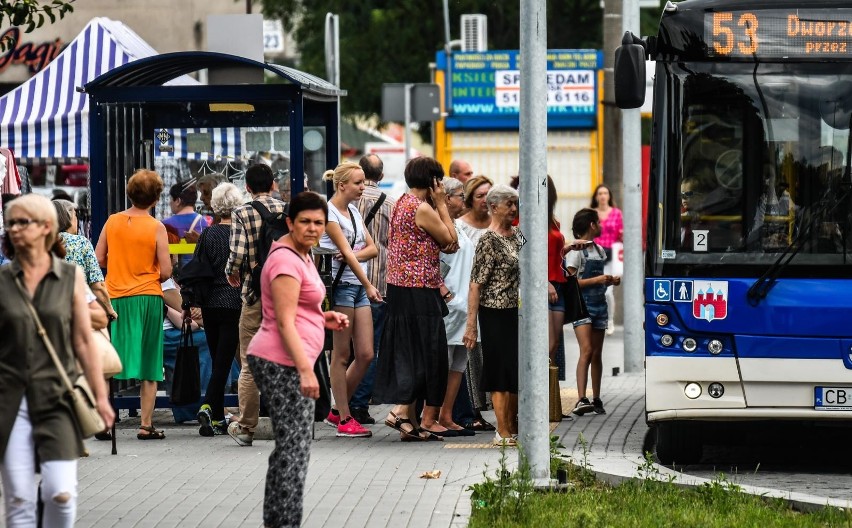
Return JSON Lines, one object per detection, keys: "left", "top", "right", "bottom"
{"left": 373, "top": 157, "right": 459, "bottom": 441}
{"left": 463, "top": 184, "right": 523, "bottom": 447}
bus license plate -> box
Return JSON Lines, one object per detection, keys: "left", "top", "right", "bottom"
{"left": 815, "top": 387, "right": 852, "bottom": 410}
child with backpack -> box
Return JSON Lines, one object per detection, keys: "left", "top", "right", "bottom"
{"left": 566, "top": 208, "right": 621, "bottom": 416}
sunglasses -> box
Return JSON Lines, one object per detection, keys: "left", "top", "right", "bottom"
{"left": 6, "top": 218, "right": 43, "bottom": 228}
{"left": 681, "top": 191, "right": 697, "bottom": 199}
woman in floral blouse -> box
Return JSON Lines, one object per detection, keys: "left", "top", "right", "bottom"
{"left": 374, "top": 157, "right": 458, "bottom": 442}
{"left": 463, "top": 184, "right": 523, "bottom": 447}
{"left": 53, "top": 199, "right": 117, "bottom": 319}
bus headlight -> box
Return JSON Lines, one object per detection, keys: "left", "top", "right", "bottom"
{"left": 684, "top": 382, "right": 702, "bottom": 399}
{"left": 656, "top": 313, "right": 669, "bottom": 326}
{"left": 708, "top": 339, "right": 724, "bottom": 355}
{"left": 660, "top": 334, "right": 674, "bottom": 346}
{"left": 682, "top": 337, "right": 697, "bottom": 352}
{"left": 708, "top": 383, "right": 724, "bottom": 398}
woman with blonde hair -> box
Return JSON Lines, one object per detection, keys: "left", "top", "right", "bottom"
{"left": 319, "top": 161, "right": 380, "bottom": 438}
{"left": 0, "top": 194, "right": 114, "bottom": 526}
{"left": 96, "top": 169, "right": 172, "bottom": 440}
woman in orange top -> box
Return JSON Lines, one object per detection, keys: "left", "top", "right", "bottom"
{"left": 96, "top": 169, "right": 172, "bottom": 440}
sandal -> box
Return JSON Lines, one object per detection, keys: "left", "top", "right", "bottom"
{"left": 385, "top": 411, "right": 411, "bottom": 433}
{"left": 137, "top": 425, "right": 165, "bottom": 440}
{"left": 418, "top": 429, "right": 444, "bottom": 442}
{"left": 398, "top": 421, "right": 425, "bottom": 442}
{"left": 463, "top": 418, "right": 496, "bottom": 432}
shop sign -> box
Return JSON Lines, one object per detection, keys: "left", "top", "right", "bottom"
{"left": 0, "top": 28, "right": 64, "bottom": 74}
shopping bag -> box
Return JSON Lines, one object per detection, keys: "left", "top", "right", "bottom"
{"left": 170, "top": 321, "right": 200, "bottom": 406}
{"left": 549, "top": 363, "right": 563, "bottom": 423}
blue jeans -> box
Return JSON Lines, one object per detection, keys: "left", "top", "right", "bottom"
{"left": 162, "top": 327, "right": 212, "bottom": 423}
{"left": 350, "top": 301, "right": 385, "bottom": 409}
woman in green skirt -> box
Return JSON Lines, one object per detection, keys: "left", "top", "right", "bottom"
{"left": 96, "top": 169, "right": 173, "bottom": 440}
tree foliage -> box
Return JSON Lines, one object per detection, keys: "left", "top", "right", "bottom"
{"left": 0, "top": 0, "right": 74, "bottom": 35}
{"left": 259, "top": 0, "right": 665, "bottom": 117}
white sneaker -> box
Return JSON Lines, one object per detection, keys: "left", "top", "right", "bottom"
{"left": 227, "top": 421, "right": 253, "bottom": 447}
{"left": 606, "top": 321, "right": 615, "bottom": 335}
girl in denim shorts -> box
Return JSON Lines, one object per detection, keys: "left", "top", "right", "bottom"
{"left": 565, "top": 208, "right": 621, "bottom": 417}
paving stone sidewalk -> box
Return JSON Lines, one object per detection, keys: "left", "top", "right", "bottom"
{"left": 11, "top": 327, "right": 849, "bottom": 527}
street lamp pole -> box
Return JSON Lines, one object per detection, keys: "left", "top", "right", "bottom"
{"left": 518, "top": 0, "right": 550, "bottom": 484}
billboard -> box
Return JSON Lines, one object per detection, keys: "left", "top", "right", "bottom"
{"left": 436, "top": 49, "right": 603, "bottom": 130}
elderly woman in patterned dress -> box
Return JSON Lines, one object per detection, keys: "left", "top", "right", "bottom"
{"left": 463, "top": 184, "right": 524, "bottom": 447}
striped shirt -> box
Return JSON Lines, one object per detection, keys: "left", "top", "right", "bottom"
{"left": 226, "top": 194, "right": 288, "bottom": 305}
{"left": 357, "top": 181, "right": 396, "bottom": 297}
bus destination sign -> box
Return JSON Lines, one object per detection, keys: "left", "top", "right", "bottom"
{"left": 705, "top": 9, "right": 852, "bottom": 59}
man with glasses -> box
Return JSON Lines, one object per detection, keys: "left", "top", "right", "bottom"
{"left": 349, "top": 154, "right": 396, "bottom": 425}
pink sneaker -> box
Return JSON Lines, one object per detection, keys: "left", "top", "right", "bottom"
{"left": 324, "top": 410, "right": 340, "bottom": 428}
{"left": 337, "top": 416, "right": 372, "bottom": 438}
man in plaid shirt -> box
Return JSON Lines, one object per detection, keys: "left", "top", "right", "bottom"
{"left": 225, "top": 164, "right": 287, "bottom": 447}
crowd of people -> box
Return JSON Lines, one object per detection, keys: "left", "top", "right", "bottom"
{"left": 0, "top": 153, "right": 624, "bottom": 526}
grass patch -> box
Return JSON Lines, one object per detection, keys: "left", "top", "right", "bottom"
{"left": 468, "top": 438, "right": 852, "bottom": 528}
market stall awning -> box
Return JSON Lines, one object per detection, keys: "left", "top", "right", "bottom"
{"left": 0, "top": 17, "right": 196, "bottom": 164}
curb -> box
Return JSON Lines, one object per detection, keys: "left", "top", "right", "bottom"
{"left": 569, "top": 455, "right": 852, "bottom": 514}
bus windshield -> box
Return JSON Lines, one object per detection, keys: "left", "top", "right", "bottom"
{"left": 654, "top": 61, "right": 852, "bottom": 277}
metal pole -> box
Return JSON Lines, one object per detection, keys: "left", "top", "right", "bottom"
{"left": 334, "top": 14, "right": 341, "bottom": 167}
{"left": 622, "top": 0, "right": 644, "bottom": 372}
{"left": 404, "top": 83, "right": 412, "bottom": 163}
{"left": 519, "top": 0, "right": 549, "bottom": 484}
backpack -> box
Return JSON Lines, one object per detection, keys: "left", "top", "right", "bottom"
{"left": 178, "top": 229, "right": 216, "bottom": 307}
{"left": 249, "top": 200, "right": 289, "bottom": 296}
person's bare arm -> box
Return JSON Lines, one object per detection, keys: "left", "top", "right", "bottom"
{"left": 415, "top": 180, "right": 457, "bottom": 248}
{"left": 463, "top": 282, "right": 482, "bottom": 350}
{"left": 95, "top": 228, "right": 108, "bottom": 268}
{"left": 89, "top": 281, "right": 117, "bottom": 320}
{"left": 155, "top": 222, "right": 173, "bottom": 281}
{"left": 354, "top": 222, "right": 379, "bottom": 262}
{"left": 326, "top": 221, "right": 381, "bottom": 302}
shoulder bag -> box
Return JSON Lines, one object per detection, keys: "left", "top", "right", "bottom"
{"left": 91, "top": 296, "right": 123, "bottom": 377}
{"left": 14, "top": 277, "right": 106, "bottom": 438}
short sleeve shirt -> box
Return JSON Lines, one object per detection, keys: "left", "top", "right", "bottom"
{"left": 470, "top": 227, "right": 523, "bottom": 309}
{"left": 248, "top": 241, "right": 326, "bottom": 367}
{"left": 319, "top": 202, "right": 367, "bottom": 285}
{"left": 60, "top": 232, "right": 104, "bottom": 284}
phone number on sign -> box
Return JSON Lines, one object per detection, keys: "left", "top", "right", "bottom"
{"left": 495, "top": 89, "right": 594, "bottom": 108}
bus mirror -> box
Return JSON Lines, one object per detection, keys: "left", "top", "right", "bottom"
{"left": 615, "top": 32, "right": 647, "bottom": 109}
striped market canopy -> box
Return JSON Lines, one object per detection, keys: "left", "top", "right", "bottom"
{"left": 0, "top": 17, "right": 197, "bottom": 164}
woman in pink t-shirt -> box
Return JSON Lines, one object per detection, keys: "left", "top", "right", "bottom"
{"left": 246, "top": 192, "right": 348, "bottom": 528}
{"left": 591, "top": 184, "right": 623, "bottom": 335}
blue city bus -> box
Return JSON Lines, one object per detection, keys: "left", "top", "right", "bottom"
{"left": 616, "top": 0, "right": 852, "bottom": 463}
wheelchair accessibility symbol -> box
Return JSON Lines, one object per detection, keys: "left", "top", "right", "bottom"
{"left": 653, "top": 280, "right": 671, "bottom": 302}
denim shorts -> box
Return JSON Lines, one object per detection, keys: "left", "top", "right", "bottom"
{"left": 548, "top": 281, "right": 566, "bottom": 312}
{"left": 572, "top": 300, "right": 608, "bottom": 330}
{"left": 333, "top": 283, "right": 370, "bottom": 308}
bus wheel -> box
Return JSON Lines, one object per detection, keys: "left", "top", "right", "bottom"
{"left": 655, "top": 421, "right": 702, "bottom": 465}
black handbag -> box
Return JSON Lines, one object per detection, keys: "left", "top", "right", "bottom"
{"left": 170, "top": 321, "right": 201, "bottom": 406}
{"left": 563, "top": 274, "right": 590, "bottom": 323}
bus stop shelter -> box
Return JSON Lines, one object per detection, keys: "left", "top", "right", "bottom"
{"left": 83, "top": 51, "right": 345, "bottom": 240}
{"left": 82, "top": 52, "right": 344, "bottom": 418}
